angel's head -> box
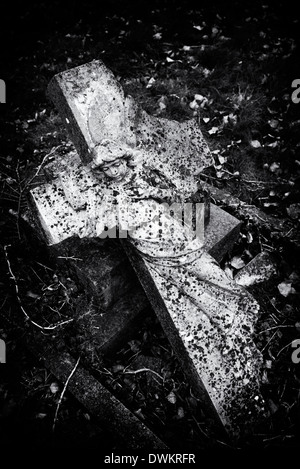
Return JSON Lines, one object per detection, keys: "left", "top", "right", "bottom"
{"left": 89, "top": 139, "right": 140, "bottom": 182}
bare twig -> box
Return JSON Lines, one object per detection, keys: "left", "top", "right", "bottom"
{"left": 12, "top": 146, "right": 63, "bottom": 239}
{"left": 3, "top": 245, "right": 73, "bottom": 331}
{"left": 34, "top": 261, "right": 55, "bottom": 271}
{"left": 23, "top": 145, "right": 63, "bottom": 188}
{"left": 57, "top": 256, "right": 83, "bottom": 261}
{"left": 277, "top": 340, "right": 296, "bottom": 358}
{"left": 52, "top": 356, "right": 81, "bottom": 432}
{"left": 261, "top": 331, "right": 278, "bottom": 353}
{"left": 123, "top": 367, "right": 164, "bottom": 381}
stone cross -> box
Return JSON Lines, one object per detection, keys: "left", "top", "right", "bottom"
{"left": 29, "top": 60, "right": 265, "bottom": 440}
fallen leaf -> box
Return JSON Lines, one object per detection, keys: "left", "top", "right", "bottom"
{"left": 194, "top": 94, "right": 206, "bottom": 102}
{"left": 289, "top": 271, "right": 300, "bottom": 281}
{"left": 247, "top": 232, "right": 253, "bottom": 243}
{"left": 268, "top": 119, "right": 279, "bottom": 128}
{"left": 189, "top": 100, "right": 199, "bottom": 110}
{"left": 287, "top": 203, "right": 300, "bottom": 219}
{"left": 263, "top": 202, "right": 278, "bottom": 207}
{"left": 208, "top": 126, "right": 219, "bottom": 135}
{"left": 112, "top": 364, "right": 125, "bottom": 373}
{"left": 277, "top": 281, "right": 296, "bottom": 297}
{"left": 218, "top": 155, "right": 226, "bottom": 164}
{"left": 202, "top": 68, "right": 212, "bottom": 77}
{"left": 230, "top": 256, "right": 246, "bottom": 270}
{"left": 224, "top": 265, "right": 234, "bottom": 278}
{"left": 35, "top": 413, "right": 47, "bottom": 419}
{"left": 269, "top": 162, "right": 280, "bottom": 172}
{"left": 26, "top": 291, "right": 40, "bottom": 299}
{"left": 50, "top": 382, "right": 59, "bottom": 394}
{"left": 193, "top": 25, "right": 204, "bottom": 31}
{"left": 268, "top": 399, "right": 279, "bottom": 414}
{"left": 250, "top": 140, "right": 261, "bottom": 148}
{"left": 166, "top": 391, "right": 177, "bottom": 404}
{"left": 146, "top": 77, "right": 155, "bottom": 88}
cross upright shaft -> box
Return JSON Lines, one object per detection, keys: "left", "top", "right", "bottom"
{"left": 30, "top": 59, "right": 266, "bottom": 441}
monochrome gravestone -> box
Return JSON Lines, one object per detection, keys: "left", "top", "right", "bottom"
{"left": 29, "top": 60, "right": 265, "bottom": 439}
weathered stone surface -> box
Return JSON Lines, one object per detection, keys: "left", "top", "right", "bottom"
{"left": 29, "top": 156, "right": 243, "bottom": 365}
{"left": 27, "top": 60, "right": 265, "bottom": 441}
{"left": 49, "top": 236, "right": 149, "bottom": 353}
{"left": 53, "top": 237, "right": 138, "bottom": 309}
{"left": 79, "top": 288, "right": 149, "bottom": 354}
{"left": 47, "top": 59, "right": 214, "bottom": 197}
{"left": 205, "top": 204, "right": 241, "bottom": 263}
{"left": 29, "top": 149, "right": 241, "bottom": 263}
{"left": 206, "top": 182, "right": 296, "bottom": 238}
{"left": 122, "top": 239, "right": 265, "bottom": 440}
{"left": 234, "top": 251, "right": 277, "bottom": 287}
{"left": 25, "top": 330, "right": 168, "bottom": 449}
{"left": 29, "top": 150, "right": 91, "bottom": 245}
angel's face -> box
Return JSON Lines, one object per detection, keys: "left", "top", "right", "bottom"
{"left": 93, "top": 158, "right": 128, "bottom": 182}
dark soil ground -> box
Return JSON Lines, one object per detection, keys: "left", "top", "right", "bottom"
{"left": 1, "top": 0, "right": 300, "bottom": 458}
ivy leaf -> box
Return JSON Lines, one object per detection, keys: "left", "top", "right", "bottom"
{"left": 166, "top": 391, "right": 177, "bottom": 404}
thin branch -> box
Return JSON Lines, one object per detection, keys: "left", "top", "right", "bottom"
{"left": 276, "top": 340, "right": 296, "bottom": 358}
{"left": 23, "top": 145, "right": 62, "bottom": 188}
{"left": 3, "top": 245, "right": 73, "bottom": 331}
{"left": 257, "top": 325, "right": 294, "bottom": 335}
{"left": 52, "top": 356, "right": 81, "bottom": 432}
{"left": 261, "top": 331, "right": 278, "bottom": 353}
{"left": 123, "top": 367, "right": 164, "bottom": 381}
{"left": 34, "top": 261, "right": 55, "bottom": 271}
{"left": 57, "top": 256, "right": 83, "bottom": 261}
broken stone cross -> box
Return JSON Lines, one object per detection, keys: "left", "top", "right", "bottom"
{"left": 30, "top": 60, "right": 265, "bottom": 440}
